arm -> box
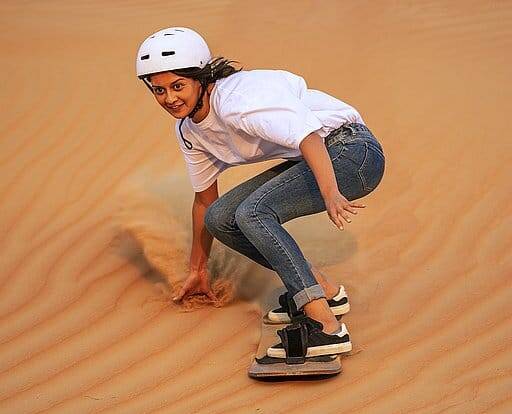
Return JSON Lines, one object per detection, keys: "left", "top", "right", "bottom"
{"left": 299, "top": 132, "right": 365, "bottom": 229}
{"left": 174, "top": 180, "right": 219, "bottom": 302}
{"left": 190, "top": 180, "right": 219, "bottom": 272}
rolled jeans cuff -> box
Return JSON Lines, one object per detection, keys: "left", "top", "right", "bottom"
{"left": 292, "top": 284, "right": 326, "bottom": 311}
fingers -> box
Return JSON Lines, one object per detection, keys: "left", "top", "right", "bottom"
{"left": 330, "top": 202, "right": 368, "bottom": 230}
{"left": 175, "top": 278, "right": 195, "bottom": 301}
{"left": 340, "top": 209, "right": 353, "bottom": 223}
{"left": 173, "top": 286, "right": 218, "bottom": 304}
{"left": 329, "top": 210, "right": 344, "bottom": 230}
{"left": 346, "top": 202, "right": 366, "bottom": 214}
{"left": 173, "top": 287, "right": 185, "bottom": 302}
{"left": 331, "top": 205, "right": 353, "bottom": 229}
{"left": 350, "top": 202, "right": 366, "bottom": 209}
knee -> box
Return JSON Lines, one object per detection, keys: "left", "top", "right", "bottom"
{"left": 204, "top": 200, "right": 234, "bottom": 236}
{"left": 235, "top": 199, "right": 275, "bottom": 230}
{"left": 234, "top": 201, "right": 251, "bottom": 230}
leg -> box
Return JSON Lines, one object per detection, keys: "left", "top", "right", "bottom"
{"left": 234, "top": 142, "right": 370, "bottom": 333}
{"left": 308, "top": 264, "right": 341, "bottom": 300}
{"left": 204, "top": 160, "right": 300, "bottom": 270}
{"left": 205, "top": 161, "right": 342, "bottom": 299}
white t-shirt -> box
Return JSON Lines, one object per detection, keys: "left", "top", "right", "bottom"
{"left": 174, "top": 69, "right": 365, "bottom": 192}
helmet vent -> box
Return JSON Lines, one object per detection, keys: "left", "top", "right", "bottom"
{"left": 174, "top": 29, "right": 184, "bottom": 32}
{"left": 161, "top": 51, "right": 175, "bottom": 56}
{"left": 164, "top": 33, "right": 175, "bottom": 36}
{"left": 141, "top": 54, "right": 150, "bottom": 60}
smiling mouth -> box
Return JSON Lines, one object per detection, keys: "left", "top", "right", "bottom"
{"left": 167, "top": 104, "right": 183, "bottom": 110}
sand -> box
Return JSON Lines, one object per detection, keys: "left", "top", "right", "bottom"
{"left": 0, "top": 1, "right": 511, "bottom": 413}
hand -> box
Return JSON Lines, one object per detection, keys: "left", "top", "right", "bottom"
{"left": 173, "top": 269, "right": 218, "bottom": 303}
{"left": 323, "top": 189, "right": 366, "bottom": 230}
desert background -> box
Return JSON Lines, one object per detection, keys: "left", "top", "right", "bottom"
{"left": 1, "top": 1, "right": 511, "bottom": 413}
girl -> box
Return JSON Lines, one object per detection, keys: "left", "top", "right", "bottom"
{"left": 136, "top": 27, "right": 385, "bottom": 358}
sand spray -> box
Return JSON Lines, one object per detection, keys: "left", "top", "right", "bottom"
{"left": 110, "top": 169, "right": 272, "bottom": 312}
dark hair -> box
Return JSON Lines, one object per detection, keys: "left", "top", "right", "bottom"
{"left": 169, "top": 57, "right": 242, "bottom": 85}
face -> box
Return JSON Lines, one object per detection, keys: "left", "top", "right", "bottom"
{"left": 149, "top": 71, "right": 202, "bottom": 119}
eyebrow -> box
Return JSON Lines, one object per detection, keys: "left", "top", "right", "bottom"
{"left": 151, "top": 78, "right": 186, "bottom": 88}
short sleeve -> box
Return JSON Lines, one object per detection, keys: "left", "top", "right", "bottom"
{"left": 174, "top": 124, "right": 228, "bottom": 192}
{"left": 219, "top": 86, "right": 324, "bottom": 150}
{"left": 181, "top": 149, "right": 227, "bottom": 192}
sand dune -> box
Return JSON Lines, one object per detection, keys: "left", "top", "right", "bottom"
{"left": 0, "top": 1, "right": 511, "bottom": 413}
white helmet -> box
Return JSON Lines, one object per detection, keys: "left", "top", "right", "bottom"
{"left": 136, "top": 27, "right": 211, "bottom": 79}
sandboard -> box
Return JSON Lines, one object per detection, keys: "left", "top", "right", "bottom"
{"left": 248, "top": 288, "right": 342, "bottom": 380}
{"left": 248, "top": 319, "right": 342, "bottom": 379}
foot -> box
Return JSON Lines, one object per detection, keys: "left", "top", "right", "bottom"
{"left": 325, "top": 285, "right": 342, "bottom": 300}
{"left": 266, "top": 285, "right": 350, "bottom": 323}
{"left": 267, "top": 316, "right": 352, "bottom": 358}
{"left": 322, "top": 321, "right": 343, "bottom": 335}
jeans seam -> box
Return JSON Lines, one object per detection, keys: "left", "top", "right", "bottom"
{"left": 329, "top": 139, "right": 367, "bottom": 171}
{"left": 357, "top": 142, "right": 370, "bottom": 191}
{"left": 368, "top": 141, "right": 385, "bottom": 160}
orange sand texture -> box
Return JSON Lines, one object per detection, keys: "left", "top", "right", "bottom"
{"left": 1, "top": 1, "right": 511, "bottom": 413}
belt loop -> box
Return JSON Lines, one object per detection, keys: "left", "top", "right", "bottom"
{"left": 342, "top": 123, "right": 356, "bottom": 135}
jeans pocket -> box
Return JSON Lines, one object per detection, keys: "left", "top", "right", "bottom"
{"left": 330, "top": 139, "right": 367, "bottom": 164}
{"left": 326, "top": 140, "right": 347, "bottom": 160}
{"left": 358, "top": 142, "right": 385, "bottom": 192}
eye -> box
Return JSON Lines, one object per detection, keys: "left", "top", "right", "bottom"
{"left": 173, "top": 83, "right": 184, "bottom": 91}
{"left": 153, "top": 86, "right": 165, "bottom": 95}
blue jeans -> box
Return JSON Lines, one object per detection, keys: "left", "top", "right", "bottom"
{"left": 204, "top": 123, "right": 385, "bottom": 311}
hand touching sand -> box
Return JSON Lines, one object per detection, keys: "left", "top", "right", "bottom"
{"left": 173, "top": 269, "right": 218, "bottom": 303}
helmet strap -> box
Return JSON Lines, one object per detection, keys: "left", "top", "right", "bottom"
{"left": 141, "top": 77, "right": 154, "bottom": 93}
{"left": 187, "top": 81, "right": 208, "bottom": 119}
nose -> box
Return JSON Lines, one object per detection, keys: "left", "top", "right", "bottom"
{"left": 164, "top": 91, "right": 178, "bottom": 105}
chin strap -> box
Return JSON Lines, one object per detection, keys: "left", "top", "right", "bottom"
{"left": 178, "top": 119, "right": 193, "bottom": 150}
{"left": 179, "top": 81, "right": 209, "bottom": 150}
{"left": 187, "top": 81, "right": 208, "bottom": 119}
{"left": 141, "top": 77, "right": 154, "bottom": 92}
